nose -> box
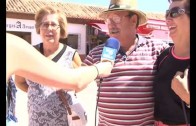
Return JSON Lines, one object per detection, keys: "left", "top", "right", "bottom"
{"left": 166, "top": 18, "right": 172, "bottom": 24}
{"left": 47, "top": 24, "right": 53, "bottom": 30}
{"left": 165, "top": 18, "right": 173, "bottom": 28}
{"left": 110, "top": 19, "right": 117, "bottom": 25}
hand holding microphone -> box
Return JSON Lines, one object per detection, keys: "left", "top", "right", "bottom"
{"left": 94, "top": 37, "right": 120, "bottom": 78}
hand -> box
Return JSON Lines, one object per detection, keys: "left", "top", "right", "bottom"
{"left": 171, "top": 68, "right": 190, "bottom": 105}
{"left": 95, "top": 62, "right": 113, "bottom": 78}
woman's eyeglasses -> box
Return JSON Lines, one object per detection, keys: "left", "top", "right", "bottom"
{"left": 165, "top": 7, "right": 187, "bottom": 18}
{"left": 40, "top": 22, "right": 60, "bottom": 30}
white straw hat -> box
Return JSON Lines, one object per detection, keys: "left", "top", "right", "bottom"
{"left": 99, "top": 0, "right": 148, "bottom": 26}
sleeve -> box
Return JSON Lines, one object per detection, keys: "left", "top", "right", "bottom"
{"left": 82, "top": 50, "right": 95, "bottom": 66}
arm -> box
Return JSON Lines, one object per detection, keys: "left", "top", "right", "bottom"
{"left": 72, "top": 52, "right": 82, "bottom": 68}
{"left": 6, "top": 33, "right": 112, "bottom": 91}
{"left": 171, "top": 68, "right": 190, "bottom": 106}
{"left": 14, "top": 75, "right": 29, "bottom": 92}
{"left": 72, "top": 51, "right": 85, "bottom": 92}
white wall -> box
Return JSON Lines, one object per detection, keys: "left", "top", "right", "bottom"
{"left": 6, "top": 18, "right": 41, "bottom": 45}
{"left": 6, "top": 18, "right": 87, "bottom": 55}
{"left": 67, "top": 23, "right": 86, "bottom": 54}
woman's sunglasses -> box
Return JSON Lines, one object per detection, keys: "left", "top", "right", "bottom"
{"left": 165, "top": 7, "right": 187, "bottom": 18}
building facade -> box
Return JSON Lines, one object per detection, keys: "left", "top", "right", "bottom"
{"left": 6, "top": 0, "right": 171, "bottom": 60}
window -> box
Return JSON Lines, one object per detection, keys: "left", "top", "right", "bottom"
{"left": 60, "top": 34, "right": 81, "bottom": 50}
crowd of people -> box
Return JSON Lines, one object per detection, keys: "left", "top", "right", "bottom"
{"left": 6, "top": 0, "right": 190, "bottom": 126}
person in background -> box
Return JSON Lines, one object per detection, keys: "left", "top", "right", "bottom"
{"left": 153, "top": 0, "right": 190, "bottom": 125}
{"left": 14, "top": 5, "right": 85, "bottom": 126}
{"left": 82, "top": 0, "right": 169, "bottom": 125}
{"left": 6, "top": 76, "right": 18, "bottom": 126}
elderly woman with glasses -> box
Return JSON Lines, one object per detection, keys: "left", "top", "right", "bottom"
{"left": 153, "top": 0, "right": 190, "bottom": 126}
{"left": 14, "top": 6, "right": 85, "bottom": 126}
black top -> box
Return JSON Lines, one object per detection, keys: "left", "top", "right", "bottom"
{"left": 153, "top": 46, "right": 190, "bottom": 125}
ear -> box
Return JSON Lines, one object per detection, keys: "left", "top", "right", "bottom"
{"left": 130, "top": 15, "right": 138, "bottom": 27}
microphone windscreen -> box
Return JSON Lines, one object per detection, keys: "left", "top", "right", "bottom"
{"left": 101, "top": 37, "right": 120, "bottom": 63}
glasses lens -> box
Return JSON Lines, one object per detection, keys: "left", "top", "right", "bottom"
{"left": 105, "top": 15, "right": 121, "bottom": 24}
{"left": 165, "top": 7, "right": 185, "bottom": 18}
{"left": 112, "top": 16, "right": 121, "bottom": 23}
{"left": 165, "top": 10, "right": 170, "bottom": 18}
{"left": 41, "top": 23, "right": 59, "bottom": 30}
{"left": 170, "top": 7, "right": 181, "bottom": 18}
{"left": 41, "top": 23, "right": 49, "bottom": 29}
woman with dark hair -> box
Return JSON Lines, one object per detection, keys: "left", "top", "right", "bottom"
{"left": 153, "top": 0, "right": 190, "bottom": 125}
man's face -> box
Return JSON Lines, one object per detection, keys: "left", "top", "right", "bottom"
{"left": 104, "top": 11, "right": 135, "bottom": 40}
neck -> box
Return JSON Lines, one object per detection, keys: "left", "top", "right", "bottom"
{"left": 172, "top": 36, "right": 190, "bottom": 57}
{"left": 43, "top": 42, "right": 61, "bottom": 57}
{"left": 120, "top": 35, "right": 137, "bottom": 52}
{"left": 173, "top": 45, "right": 190, "bottom": 58}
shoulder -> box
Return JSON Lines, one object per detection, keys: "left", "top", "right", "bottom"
{"left": 66, "top": 45, "right": 76, "bottom": 52}
{"left": 33, "top": 43, "right": 42, "bottom": 48}
{"left": 91, "top": 44, "right": 105, "bottom": 51}
{"left": 88, "top": 44, "right": 104, "bottom": 55}
{"left": 156, "top": 46, "right": 173, "bottom": 68}
{"left": 33, "top": 43, "right": 43, "bottom": 51}
{"left": 73, "top": 51, "right": 81, "bottom": 59}
{"left": 158, "top": 46, "right": 173, "bottom": 57}
{"left": 138, "top": 35, "right": 169, "bottom": 45}
{"left": 138, "top": 35, "right": 170, "bottom": 50}
{"left": 65, "top": 45, "right": 81, "bottom": 61}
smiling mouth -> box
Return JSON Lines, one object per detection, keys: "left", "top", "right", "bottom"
{"left": 168, "top": 26, "right": 176, "bottom": 31}
{"left": 46, "top": 35, "right": 54, "bottom": 38}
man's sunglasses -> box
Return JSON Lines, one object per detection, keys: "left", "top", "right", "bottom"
{"left": 165, "top": 7, "right": 187, "bottom": 18}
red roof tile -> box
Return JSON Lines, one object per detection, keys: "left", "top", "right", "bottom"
{"left": 6, "top": 0, "right": 165, "bottom": 21}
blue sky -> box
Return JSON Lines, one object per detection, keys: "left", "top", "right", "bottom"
{"left": 59, "top": 0, "right": 170, "bottom": 13}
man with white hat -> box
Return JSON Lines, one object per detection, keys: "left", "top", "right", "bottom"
{"left": 83, "top": 0, "right": 170, "bottom": 125}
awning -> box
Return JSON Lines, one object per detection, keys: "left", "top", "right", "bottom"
{"left": 137, "top": 24, "right": 153, "bottom": 35}
{"left": 88, "top": 23, "right": 108, "bottom": 33}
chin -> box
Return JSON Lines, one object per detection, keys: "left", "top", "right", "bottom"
{"left": 110, "top": 34, "right": 119, "bottom": 39}
{"left": 169, "top": 34, "right": 177, "bottom": 41}
{"left": 47, "top": 39, "right": 55, "bottom": 43}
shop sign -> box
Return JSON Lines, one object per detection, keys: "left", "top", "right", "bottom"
{"left": 6, "top": 21, "right": 34, "bottom": 30}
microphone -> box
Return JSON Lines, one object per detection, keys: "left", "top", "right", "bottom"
{"left": 101, "top": 37, "right": 120, "bottom": 64}
{"left": 95, "top": 37, "right": 120, "bottom": 126}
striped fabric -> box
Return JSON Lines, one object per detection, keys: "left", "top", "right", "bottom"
{"left": 83, "top": 35, "right": 169, "bottom": 126}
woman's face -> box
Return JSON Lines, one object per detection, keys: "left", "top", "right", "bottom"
{"left": 165, "top": 1, "right": 190, "bottom": 41}
{"left": 39, "top": 14, "right": 61, "bottom": 44}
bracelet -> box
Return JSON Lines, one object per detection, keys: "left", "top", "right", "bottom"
{"left": 93, "top": 65, "right": 99, "bottom": 79}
